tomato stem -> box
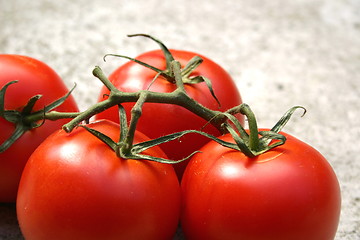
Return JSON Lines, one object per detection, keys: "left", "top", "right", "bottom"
{"left": 122, "top": 92, "right": 147, "bottom": 155}
{"left": 239, "top": 104, "right": 260, "bottom": 152}
{"left": 63, "top": 64, "right": 227, "bottom": 133}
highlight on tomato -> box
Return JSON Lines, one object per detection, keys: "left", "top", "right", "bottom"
{"left": 17, "top": 120, "right": 181, "bottom": 240}
{"left": 180, "top": 105, "right": 341, "bottom": 240}
{"left": 0, "top": 54, "right": 79, "bottom": 202}
{"left": 96, "top": 34, "right": 243, "bottom": 179}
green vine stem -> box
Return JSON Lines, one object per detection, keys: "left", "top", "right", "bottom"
{"left": 63, "top": 60, "right": 305, "bottom": 161}
{"left": 123, "top": 92, "right": 147, "bottom": 155}
{"left": 62, "top": 61, "right": 227, "bottom": 133}
{"left": 1, "top": 34, "right": 306, "bottom": 161}
{"left": 240, "top": 104, "right": 260, "bottom": 151}
{"left": 1, "top": 61, "right": 305, "bottom": 160}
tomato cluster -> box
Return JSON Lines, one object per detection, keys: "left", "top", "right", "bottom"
{"left": 96, "top": 48, "right": 243, "bottom": 179}
{"left": 0, "top": 35, "right": 341, "bottom": 240}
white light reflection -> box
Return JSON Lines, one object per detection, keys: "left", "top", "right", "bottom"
{"left": 58, "top": 143, "right": 81, "bottom": 165}
{"left": 221, "top": 164, "right": 241, "bottom": 178}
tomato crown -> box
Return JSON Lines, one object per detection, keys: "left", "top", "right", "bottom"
{"left": 0, "top": 81, "right": 77, "bottom": 153}
{"left": 219, "top": 104, "right": 306, "bottom": 157}
{"left": 80, "top": 98, "right": 201, "bottom": 164}
{"left": 103, "top": 34, "right": 221, "bottom": 106}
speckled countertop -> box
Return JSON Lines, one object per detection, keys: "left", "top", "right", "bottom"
{"left": 1, "top": 0, "right": 359, "bottom": 239}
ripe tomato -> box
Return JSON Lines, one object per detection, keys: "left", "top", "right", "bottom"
{"left": 181, "top": 131, "right": 341, "bottom": 240}
{"left": 17, "top": 120, "right": 181, "bottom": 240}
{"left": 96, "top": 49, "right": 243, "bottom": 178}
{"left": 0, "top": 54, "right": 78, "bottom": 202}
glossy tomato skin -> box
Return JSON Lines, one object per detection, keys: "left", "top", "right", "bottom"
{"left": 96, "top": 49, "right": 243, "bottom": 179}
{"left": 181, "top": 131, "right": 341, "bottom": 240}
{"left": 0, "top": 54, "right": 78, "bottom": 202}
{"left": 17, "top": 120, "right": 181, "bottom": 240}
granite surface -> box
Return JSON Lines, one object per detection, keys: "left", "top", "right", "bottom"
{"left": 1, "top": 0, "right": 360, "bottom": 239}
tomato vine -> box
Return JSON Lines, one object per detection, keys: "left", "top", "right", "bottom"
{"left": 1, "top": 34, "right": 305, "bottom": 162}
{"left": 61, "top": 60, "right": 305, "bottom": 162}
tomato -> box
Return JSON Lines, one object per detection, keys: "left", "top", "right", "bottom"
{"left": 0, "top": 54, "right": 78, "bottom": 202}
{"left": 181, "top": 131, "right": 341, "bottom": 240}
{"left": 17, "top": 120, "right": 181, "bottom": 240}
{"left": 96, "top": 49, "right": 243, "bottom": 178}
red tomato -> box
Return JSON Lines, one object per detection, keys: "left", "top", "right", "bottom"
{"left": 96, "top": 49, "right": 243, "bottom": 178}
{"left": 0, "top": 54, "right": 78, "bottom": 202}
{"left": 17, "top": 120, "right": 181, "bottom": 240}
{"left": 181, "top": 131, "right": 341, "bottom": 240}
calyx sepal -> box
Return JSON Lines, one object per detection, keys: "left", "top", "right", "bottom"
{"left": 221, "top": 104, "right": 306, "bottom": 158}
{"left": 0, "top": 81, "right": 76, "bottom": 152}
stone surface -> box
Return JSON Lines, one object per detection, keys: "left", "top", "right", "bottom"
{"left": 1, "top": 0, "right": 359, "bottom": 239}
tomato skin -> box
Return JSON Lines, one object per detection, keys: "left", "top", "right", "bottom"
{"left": 96, "top": 49, "right": 243, "bottom": 178}
{"left": 17, "top": 120, "right": 181, "bottom": 240}
{"left": 0, "top": 54, "right": 78, "bottom": 202}
{"left": 181, "top": 131, "right": 341, "bottom": 240}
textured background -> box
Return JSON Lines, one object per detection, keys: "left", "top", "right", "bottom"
{"left": 1, "top": 0, "right": 360, "bottom": 239}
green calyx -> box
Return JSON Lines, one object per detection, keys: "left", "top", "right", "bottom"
{"left": 0, "top": 81, "right": 77, "bottom": 153}
{"left": 220, "top": 104, "right": 307, "bottom": 157}
{"left": 81, "top": 101, "right": 200, "bottom": 164}
{"left": 103, "top": 33, "right": 221, "bottom": 106}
